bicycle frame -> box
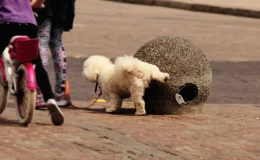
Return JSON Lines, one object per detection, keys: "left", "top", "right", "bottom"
{"left": 0, "top": 36, "right": 39, "bottom": 94}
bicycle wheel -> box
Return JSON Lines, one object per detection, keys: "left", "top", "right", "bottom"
{"left": 0, "top": 83, "right": 9, "bottom": 114}
{"left": 0, "top": 58, "right": 9, "bottom": 114}
{"left": 15, "top": 64, "right": 36, "bottom": 125}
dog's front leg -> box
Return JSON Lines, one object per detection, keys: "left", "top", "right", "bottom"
{"left": 106, "top": 94, "right": 122, "bottom": 113}
{"left": 130, "top": 83, "right": 146, "bottom": 116}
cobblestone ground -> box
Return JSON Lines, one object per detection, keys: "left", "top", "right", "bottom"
{"left": 0, "top": 101, "right": 259, "bottom": 160}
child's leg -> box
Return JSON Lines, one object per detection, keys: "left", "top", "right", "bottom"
{"left": 36, "top": 18, "right": 52, "bottom": 107}
{"left": 25, "top": 24, "right": 64, "bottom": 125}
{"left": 49, "top": 26, "right": 70, "bottom": 106}
{"left": 0, "top": 23, "right": 13, "bottom": 55}
{"left": 33, "top": 29, "right": 64, "bottom": 125}
{"left": 34, "top": 52, "right": 64, "bottom": 126}
{"left": 49, "top": 26, "right": 67, "bottom": 93}
{"left": 37, "top": 18, "right": 52, "bottom": 70}
{"left": 34, "top": 55, "right": 54, "bottom": 102}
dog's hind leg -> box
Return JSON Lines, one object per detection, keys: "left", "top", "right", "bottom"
{"left": 130, "top": 81, "right": 146, "bottom": 116}
{"left": 106, "top": 94, "right": 123, "bottom": 113}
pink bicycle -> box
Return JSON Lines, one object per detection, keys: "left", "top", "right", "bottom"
{"left": 0, "top": 36, "right": 39, "bottom": 125}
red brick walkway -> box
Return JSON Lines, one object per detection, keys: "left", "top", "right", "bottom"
{"left": 0, "top": 101, "right": 259, "bottom": 159}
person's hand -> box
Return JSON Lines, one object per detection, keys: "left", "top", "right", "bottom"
{"left": 31, "top": 0, "right": 45, "bottom": 8}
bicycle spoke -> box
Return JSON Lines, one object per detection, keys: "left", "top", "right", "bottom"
{"left": 16, "top": 70, "right": 28, "bottom": 118}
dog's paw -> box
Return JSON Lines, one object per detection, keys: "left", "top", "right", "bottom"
{"left": 135, "top": 110, "right": 146, "bottom": 116}
{"left": 105, "top": 107, "right": 118, "bottom": 113}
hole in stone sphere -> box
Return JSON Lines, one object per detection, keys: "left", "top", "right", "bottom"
{"left": 179, "top": 83, "right": 198, "bottom": 102}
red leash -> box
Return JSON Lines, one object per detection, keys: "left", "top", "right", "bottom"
{"left": 71, "top": 83, "right": 102, "bottom": 109}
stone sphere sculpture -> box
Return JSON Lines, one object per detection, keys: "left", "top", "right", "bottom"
{"left": 134, "top": 36, "right": 212, "bottom": 115}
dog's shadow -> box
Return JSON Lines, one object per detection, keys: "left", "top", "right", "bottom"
{"left": 66, "top": 101, "right": 137, "bottom": 116}
{"left": 85, "top": 108, "right": 136, "bottom": 116}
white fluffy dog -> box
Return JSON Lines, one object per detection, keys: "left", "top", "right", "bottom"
{"left": 82, "top": 55, "right": 169, "bottom": 115}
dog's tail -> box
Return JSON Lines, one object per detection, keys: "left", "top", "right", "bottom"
{"left": 115, "top": 56, "right": 169, "bottom": 82}
{"left": 151, "top": 71, "right": 170, "bottom": 83}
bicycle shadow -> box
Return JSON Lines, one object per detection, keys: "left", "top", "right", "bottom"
{"left": 0, "top": 117, "right": 21, "bottom": 127}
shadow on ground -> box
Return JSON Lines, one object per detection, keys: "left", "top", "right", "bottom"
{"left": 87, "top": 108, "right": 136, "bottom": 115}
{"left": 0, "top": 118, "right": 21, "bottom": 127}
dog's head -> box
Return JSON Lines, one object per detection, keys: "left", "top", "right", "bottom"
{"left": 82, "top": 55, "right": 113, "bottom": 83}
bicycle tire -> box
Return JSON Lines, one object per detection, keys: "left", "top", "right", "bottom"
{"left": 0, "top": 83, "right": 9, "bottom": 114}
{"left": 15, "top": 64, "right": 36, "bottom": 125}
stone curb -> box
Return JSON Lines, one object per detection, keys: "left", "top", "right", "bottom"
{"left": 105, "top": 0, "right": 260, "bottom": 19}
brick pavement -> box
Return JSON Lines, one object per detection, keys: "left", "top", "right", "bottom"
{"left": 0, "top": 101, "right": 259, "bottom": 159}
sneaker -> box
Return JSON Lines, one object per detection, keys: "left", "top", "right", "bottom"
{"left": 55, "top": 92, "right": 72, "bottom": 107}
{"left": 47, "top": 99, "right": 64, "bottom": 126}
{"left": 36, "top": 89, "right": 46, "bottom": 109}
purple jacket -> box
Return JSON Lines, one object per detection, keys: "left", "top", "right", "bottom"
{"left": 0, "top": 0, "right": 36, "bottom": 25}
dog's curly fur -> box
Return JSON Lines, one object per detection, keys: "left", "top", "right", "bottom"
{"left": 82, "top": 55, "right": 169, "bottom": 115}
